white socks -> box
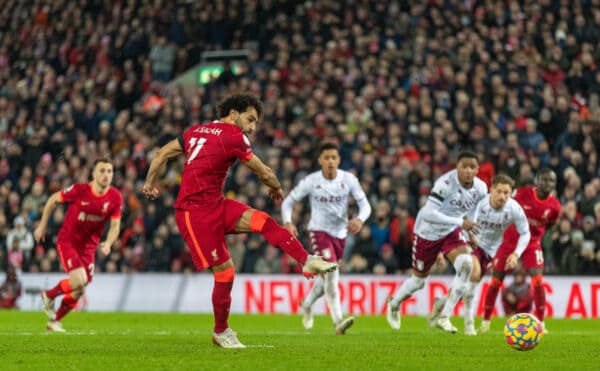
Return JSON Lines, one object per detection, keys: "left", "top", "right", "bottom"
{"left": 303, "top": 270, "right": 343, "bottom": 325}
{"left": 440, "top": 254, "right": 473, "bottom": 318}
{"left": 463, "top": 281, "right": 479, "bottom": 324}
{"left": 390, "top": 275, "right": 427, "bottom": 308}
{"left": 324, "top": 270, "right": 342, "bottom": 324}
{"left": 304, "top": 276, "right": 325, "bottom": 306}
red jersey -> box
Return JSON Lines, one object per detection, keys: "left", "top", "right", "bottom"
{"left": 174, "top": 122, "right": 253, "bottom": 210}
{"left": 501, "top": 186, "right": 562, "bottom": 250}
{"left": 57, "top": 183, "right": 123, "bottom": 249}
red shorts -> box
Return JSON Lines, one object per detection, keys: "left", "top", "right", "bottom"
{"left": 492, "top": 243, "right": 544, "bottom": 272}
{"left": 308, "top": 231, "right": 345, "bottom": 262}
{"left": 175, "top": 198, "right": 250, "bottom": 270}
{"left": 472, "top": 247, "right": 493, "bottom": 277}
{"left": 412, "top": 228, "right": 468, "bottom": 274}
{"left": 56, "top": 240, "right": 96, "bottom": 283}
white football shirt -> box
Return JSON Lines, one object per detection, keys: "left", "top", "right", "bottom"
{"left": 471, "top": 194, "right": 530, "bottom": 257}
{"left": 281, "top": 169, "right": 371, "bottom": 239}
{"left": 414, "top": 170, "right": 488, "bottom": 240}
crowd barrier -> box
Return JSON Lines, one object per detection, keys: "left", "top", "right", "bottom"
{"left": 15, "top": 273, "right": 600, "bottom": 318}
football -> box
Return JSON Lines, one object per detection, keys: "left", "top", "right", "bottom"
{"left": 504, "top": 313, "right": 543, "bottom": 351}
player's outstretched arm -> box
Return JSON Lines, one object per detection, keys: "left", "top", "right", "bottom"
{"left": 33, "top": 191, "right": 62, "bottom": 243}
{"left": 143, "top": 139, "right": 183, "bottom": 199}
{"left": 244, "top": 155, "right": 283, "bottom": 200}
{"left": 99, "top": 217, "right": 121, "bottom": 256}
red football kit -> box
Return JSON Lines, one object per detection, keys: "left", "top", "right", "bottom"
{"left": 57, "top": 183, "right": 122, "bottom": 281}
{"left": 492, "top": 186, "right": 561, "bottom": 271}
{"left": 174, "top": 122, "right": 254, "bottom": 270}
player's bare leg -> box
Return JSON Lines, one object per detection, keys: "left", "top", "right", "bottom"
{"left": 236, "top": 210, "right": 337, "bottom": 277}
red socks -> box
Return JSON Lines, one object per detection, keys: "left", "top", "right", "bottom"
{"left": 260, "top": 217, "right": 308, "bottom": 265}
{"left": 483, "top": 276, "right": 503, "bottom": 321}
{"left": 46, "top": 278, "right": 73, "bottom": 300}
{"left": 531, "top": 275, "right": 546, "bottom": 321}
{"left": 55, "top": 294, "right": 78, "bottom": 321}
{"left": 213, "top": 267, "right": 235, "bottom": 334}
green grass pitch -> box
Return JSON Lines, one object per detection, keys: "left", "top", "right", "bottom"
{"left": 0, "top": 311, "right": 599, "bottom": 370}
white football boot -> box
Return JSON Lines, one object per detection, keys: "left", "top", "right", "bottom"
{"left": 436, "top": 317, "right": 458, "bottom": 333}
{"left": 478, "top": 320, "right": 491, "bottom": 334}
{"left": 464, "top": 320, "right": 477, "bottom": 336}
{"left": 40, "top": 290, "right": 56, "bottom": 320}
{"left": 212, "top": 328, "right": 246, "bottom": 348}
{"left": 335, "top": 317, "right": 355, "bottom": 335}
{"left": 428, "top": 297, "right": 445, "bottom": 327}
{"left": 46, "top": 320, "right": 66, "bottom": 333}
{"left": 300, "top": 298, "right": 314, "bottom": 330}
{"left": 302, "top": 255, "right": 337, "bottom": 278}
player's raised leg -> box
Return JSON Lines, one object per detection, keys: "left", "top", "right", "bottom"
{"left": 237, "top": 209, "right": 337, "bottom": 277}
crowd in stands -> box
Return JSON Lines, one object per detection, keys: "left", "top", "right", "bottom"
{"left": 0, "top": 0, "right": 598, "bottom": 276}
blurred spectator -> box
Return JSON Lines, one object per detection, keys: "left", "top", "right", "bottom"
{"left": 0, "top": 265, "right": 21, "bottom": 309}
{"left": 145, "top": 233, "right": 171, "bottom": 272}
{"left": 0, "top": 0, "right": 597, "bottom": 274}
{"left": 149, "top": 36, "right": 175, "bottom": 82}
{"left": 501, "top": 268, "right": 533, "bottom": 316}
{"left": 580, "top": 183, "right": 600, "bottom": 217}
{"left": 349, "top": 227, "right": 379, "bottom": 271}
{"left": 377, "top": 244, "right": 399, "bottom": 275}
{"left": 6, "top": 216, "right": 33, "bottom": 270}
{"left": 370, "top": 200, "right": 391, "bottom": 253}
{"left": 389, "top": 208, "right": 414, "bottom": 273}
{"left": 549, "top": 219, "right": 573, "bottom": 273}
{"left": 254, "top": 246, "right": 282, "bottom": 274}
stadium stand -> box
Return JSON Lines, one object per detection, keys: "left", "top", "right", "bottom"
{"left": 0, "top": 0, "right": 598, "bottom": 275}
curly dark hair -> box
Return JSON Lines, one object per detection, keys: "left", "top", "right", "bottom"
{"left": 217, "top": 94, "right": 263, "bottom": 119}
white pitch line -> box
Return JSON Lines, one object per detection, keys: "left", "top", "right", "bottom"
{"left": 245, "top": 344, "right": 276, "bottom": 348}
{"left": 3, "top": 330, "right": 595, "bottom": 337}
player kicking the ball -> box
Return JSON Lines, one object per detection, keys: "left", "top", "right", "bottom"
{"left": 142, "top": 94, "right": 337, "bottom": 348}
